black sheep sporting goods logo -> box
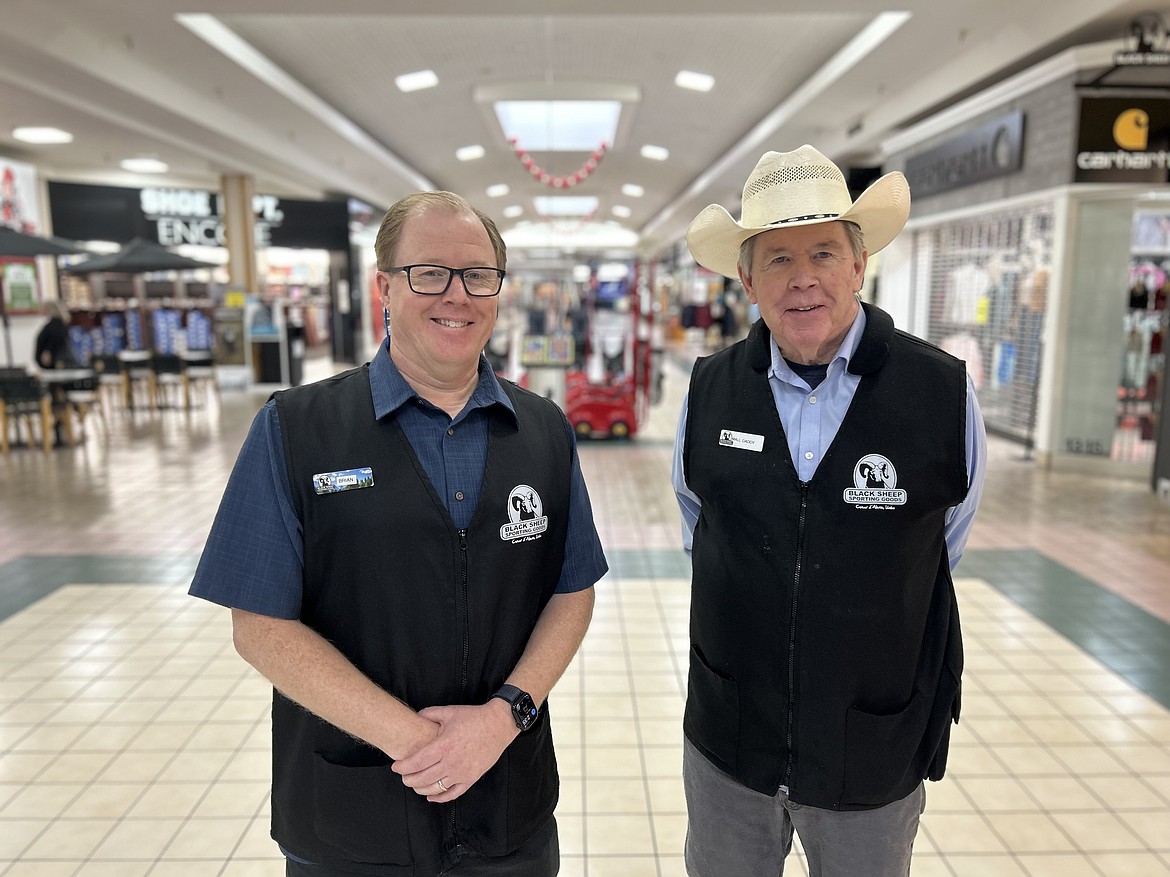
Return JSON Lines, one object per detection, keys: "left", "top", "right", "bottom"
{"left": 500, "top": 484, "right": 548, "bottom": 542}
{"left": 843, "top": 454, "right": 907, "bottom": 509}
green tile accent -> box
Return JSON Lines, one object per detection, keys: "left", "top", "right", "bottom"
{"left": 605, "top": 548, "right": 691, "bottom": 579}
{"left": 958, "top": 549, "right": 1170, "bottom": 709}
{"left": 0, "top": 554, "right": 198, "bottom": 620}
{"left": 1, "top": 548, "right": 1167, "bottom": 710}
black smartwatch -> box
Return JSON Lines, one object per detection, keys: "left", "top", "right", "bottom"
{"left": 492, "top": 683, "right": 539, "bottom": 732}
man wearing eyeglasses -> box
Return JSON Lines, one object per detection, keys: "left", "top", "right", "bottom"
{"left": 190, "top": 191, "right": 606, "bottom": 876}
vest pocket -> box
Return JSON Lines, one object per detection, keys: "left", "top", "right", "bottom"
{"left": 840, "top": 689, "right": 933, "bottom": 808}
{"left": 311, "top": 753, "right": 413, "bottom": 864}
{"left": 683, "top": 646, "right": 740, "bottom": 770}
{"left": 503, "top": 715, "right": 558, "bottom": 848}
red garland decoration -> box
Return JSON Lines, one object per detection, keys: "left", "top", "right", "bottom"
{"left": 508, "top": 139, "right": 608, "bottom": 189}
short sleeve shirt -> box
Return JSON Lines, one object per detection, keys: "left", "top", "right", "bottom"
{"left": 189, "top": 344, "right": 607, "bottom": 618}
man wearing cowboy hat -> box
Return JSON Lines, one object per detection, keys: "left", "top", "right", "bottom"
{"left": 672, "top": 145, "right": 986, "bottom": 876}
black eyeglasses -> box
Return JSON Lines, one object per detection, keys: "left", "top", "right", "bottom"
{"left": 386, "top": 264, "right": 506, "bottom": 297}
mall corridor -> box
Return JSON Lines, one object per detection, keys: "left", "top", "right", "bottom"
{"left": 1, "top": 350, "right": 1169, "bottom": 877}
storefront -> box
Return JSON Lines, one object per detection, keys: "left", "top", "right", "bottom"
{"left": 0, "top": 156, "right": 53, "bottom": 368}
{"left": 878, "top": 35, "right": 1170, "bottom": 487}
{"left": 47, "top": 181, "right": 355, "bottom": 384}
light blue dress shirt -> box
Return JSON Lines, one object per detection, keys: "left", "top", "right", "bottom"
{"left": 671, "top": 307, "right": 987, "bottom": 570}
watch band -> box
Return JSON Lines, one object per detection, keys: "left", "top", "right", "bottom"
{"left": 493, "top": 683, "right": 525, "bottom": 704}
{"left": 492, "top": 683, "right": 539, "bottom": 731}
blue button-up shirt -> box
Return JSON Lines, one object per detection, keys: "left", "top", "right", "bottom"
{"left": 190, "top": 342, "right": 607, "bottom": 617}
{"left": 672, "top": 307, "right": 987, "bottom": 570}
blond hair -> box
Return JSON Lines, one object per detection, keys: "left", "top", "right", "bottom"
{"left": 374, "top": 192, "right": 506, "bottom": 272}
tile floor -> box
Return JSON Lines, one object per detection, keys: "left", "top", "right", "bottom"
{"left": 1, "top": 347, "right": 1169, "bottom": 876}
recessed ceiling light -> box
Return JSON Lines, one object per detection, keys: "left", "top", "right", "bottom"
{"left": 611, "top": 205, "right": 632, "bottom": 218}
{"left": 640, "top": 145, "right": 669, "bottom": 161}
{"left": 675, "top": 70, "right": 715, "bottom": 92}
{"left": 12, "top": 126, "right": 73, "bottom": 144}
{"left": 495, "top": 100, "right": 620, "bottom": 151}
{"left": 533, "top": 196, "right": 599, "bottom": 217}
{"left": 456, "top": 144, "right": 485, "bottom": 161}
{"left": 503, "top": 205, "right": 524, "bottom": 218}
{"left": 395, "top": 69, "right": 439, "bottom": 92}
{"left": 486, "top": 184, "right": 510, "bottom": 198}
{"left": 120, "top": 158, "right": 169, "bottom": 174}
{"left": 621, "top": 183, "right": 644, "bottom": 198}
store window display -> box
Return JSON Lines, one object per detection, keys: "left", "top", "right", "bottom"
{"left": 1117, "top": 243, "right": 1169, "bottom": 463}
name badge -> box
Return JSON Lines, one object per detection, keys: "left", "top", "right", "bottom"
{"left": 718, "top": 429, "right": 765, "bottom": 452}
{"left": 313, "top": 467, "right": 374, "bottom": 495}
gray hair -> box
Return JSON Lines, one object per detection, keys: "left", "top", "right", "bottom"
{"left": 737, "top": 220, "right": 865, "bottom": 277}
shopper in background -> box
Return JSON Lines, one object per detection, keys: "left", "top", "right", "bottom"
{"left": 190, "top": 191, "right": 605, "bottom": 877}
{"left": 672, "top": 145, "right": 987, "bottom": 877}
{"left": 34, "top": 299, "right": 76, "bottom": 369}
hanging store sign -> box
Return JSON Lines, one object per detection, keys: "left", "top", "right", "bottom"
{"left": 1075, "top": 97, "right": 1170, "bottom": 183}
{"left": 48, "top": 181, "right": 350, "bottom": 251}
{"left": 1113, "top": 12, "right": 1170, "bottom": 66}
{"left": 904, "top": 111, "right": 1025, "bottom": 198}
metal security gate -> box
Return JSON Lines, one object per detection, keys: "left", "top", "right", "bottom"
{"left": 914, "top": 202, "right": 1055, "bottom": 448}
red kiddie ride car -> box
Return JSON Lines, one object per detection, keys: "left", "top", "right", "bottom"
{"left": 565, "top": 372, "right": 638, "bottom": 439}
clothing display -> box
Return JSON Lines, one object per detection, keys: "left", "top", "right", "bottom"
{"left": 1115, "top": 251, "right": 1169, "bottom": 464}
{"left": 944, "top": 262, "right": 991, "bottom": 326}
{"left": 923, "top": 206, "right": 1054, "bottom": 445}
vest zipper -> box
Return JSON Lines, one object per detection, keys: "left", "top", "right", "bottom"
{"left": 458, "top": 528, "right": 470, "bottom": 691}
{"left": 452, "top": 528, "right": 470, "bottom": 849}
{"left": 782, "top": 481, "right": 810, "bottom": 791}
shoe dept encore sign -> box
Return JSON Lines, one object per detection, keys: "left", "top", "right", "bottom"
{"left": 140, "top": 188, "right": 283, "bottom": 247}
{"left": 47, "top": 181, "right": 351, "bottom": 253}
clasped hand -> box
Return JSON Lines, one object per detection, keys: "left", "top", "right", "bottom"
{"left": 392, "top": 702, "right": 518, "bottom": 802}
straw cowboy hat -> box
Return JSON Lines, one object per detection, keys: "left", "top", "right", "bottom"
{"left": 685, "top": 145, "right": 911, "bottom": 279}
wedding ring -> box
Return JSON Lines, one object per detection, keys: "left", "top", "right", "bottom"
{"left": 436, "top": 777, "right": 448, "bottom": 792}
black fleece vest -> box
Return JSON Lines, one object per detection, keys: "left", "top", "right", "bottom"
{"left": 268, "top": 365, "right": 570, "bottom": 874}
{"left": 683, "top": 305, "right": 969, "bottom": 810}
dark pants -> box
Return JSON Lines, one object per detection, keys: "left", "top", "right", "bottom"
{"left": 284, "top": 818, "right": 559, "bottom": 877}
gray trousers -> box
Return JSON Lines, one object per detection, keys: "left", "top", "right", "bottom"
{"left": 683, "top": 739, "right": 925, "bottom": 877}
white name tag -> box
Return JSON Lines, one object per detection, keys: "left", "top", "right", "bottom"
{"left": 718, "top": 429, "right": 765, "bottom": 452}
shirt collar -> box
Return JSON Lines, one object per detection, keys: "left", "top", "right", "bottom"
{"left": 768, "top": 303, "right": 867, "bottom": 383}
{"left": 368, "top": 338, "right": 517, "bottom": 423}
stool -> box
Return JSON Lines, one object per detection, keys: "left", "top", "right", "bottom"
{"left": 0, "top": 372, "right": 53, "bottom": 454}
{"left": 117, "top": 349, "right": 154, "bottom": 410}
{"left": 180, "top": 350, "right": 219, "bottom": 408}
{"left": 150, "top": 353, "right": 185, "bottom": 408}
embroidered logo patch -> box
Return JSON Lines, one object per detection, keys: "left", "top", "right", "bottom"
{"left": 500, "top": 484, "right": 548, "bottom": 542}
{"left": 843, "top": 454, "right": 907, "bottom": 509}
{"left": 313, "top": 467, "right": 374, "bottom": 495}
